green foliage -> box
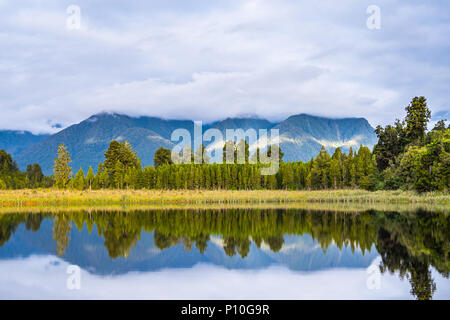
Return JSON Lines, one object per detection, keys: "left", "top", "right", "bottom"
{"left": 236, "top": 139, "right": 250, "bottom": 164}
{"left": 104, "top": 140, "right": 140, "bottom": 180}
{"left": 382, "top": 166, "right": 403, "bottom": 190}
{"left": 194, "top": 144, "right": 210, "bottom": 164}
{"left": 265, "top": 144, "right": 284, "bottom": 163}
{"left": 86, "top": 166, "right": 95, "bottom": 189}
{"left": 91, "top": 143, "right": 376, "bottom": 191}
{"left": 223, "top": 141, "right": 236, "bottom": 164}
{"left": 404, "top": 96, "right": 431, "bottom": 143}
{"left": 0, "top": 149, "right": 52, "bottom": 189}
{"left": 0, "top": 96, "right": 446, "bottom": 194}
{"left": 73, "top": 168, "right": 85, "bottom": 190}
{"left": 53, "top": 144, "right": 72, "bottom": 189}
{"left": 26, "top": 163, "right": 44, "bottom": 188}
{"left": 0, "top": 149, "right": 18, "bottom": 174}
{"left": 0, "top": 149, "right": 22, "bottom": 189}
{"left": 373, "top": 121, "right": 407, "bottom": 171}
{"left": 432, "top": 120, "right": 447, "bottom": 132}
{"left": 153, "top": 147, "right": 173, "bottom": 168}
{"left": 309, "top": 146, "right": 331, "bottom": 189}
{"left": 398, "top": 128, "right": 450, "bottom": 192}
{"left": 373, "top": 96, "right": 448, "bottom": 193}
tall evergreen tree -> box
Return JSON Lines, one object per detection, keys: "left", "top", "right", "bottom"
{"left": 86, "top": 166, "right": 95, "bottom": 189}
{"left": 154, "top": 147, "right": 173, "bottom": 168}
{"left": 53, "top": 144, "right": 72, "bottom": 189}
{"left": 404, "top": 96, "right": 431, "bottom": 143}
{"left": 73, "top": 168, "right": 85, "bottom": 190}
{"left": 26, "top": 163, "right": 44, "bottom": 188}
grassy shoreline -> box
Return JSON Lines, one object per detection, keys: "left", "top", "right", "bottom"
{"left": 0, "top": 202, "right": 448, "bottom": 215}
{"left": 0, "top": 189, "right": 448, "bottom": 209}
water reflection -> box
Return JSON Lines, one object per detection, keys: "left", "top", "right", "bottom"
{"left": 0, "top": 208, "right": 448, "bottom": 300}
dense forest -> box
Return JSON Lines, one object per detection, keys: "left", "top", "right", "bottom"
{"left": 0, "top": 96, "right": 449, "bottom": 192}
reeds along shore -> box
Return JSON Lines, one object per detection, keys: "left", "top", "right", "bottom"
{"left": 0, "top": 189, "right": 448, "bottom": 208}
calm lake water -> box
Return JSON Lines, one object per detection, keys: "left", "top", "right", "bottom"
{"left": 0, "top": 208, "right": 448, "bottom": 299}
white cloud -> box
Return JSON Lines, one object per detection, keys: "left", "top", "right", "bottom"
{"left": 0, "top": 0, "right": 449, "bottom": 133}
{"left": 3, "top": 255, "right": 450, "bottom": 299}
{"left": 310, "top": 135, "right": 366, "bottom": 149}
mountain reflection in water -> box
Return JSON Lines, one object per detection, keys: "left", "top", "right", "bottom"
{"left": 0, "top": 208, "right": 448, "bottom": 300}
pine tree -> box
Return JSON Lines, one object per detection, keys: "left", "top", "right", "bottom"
{"left": 223, "top": 141, "right": 236, "bottom": 164}
{"left": 216, "top": 165, "right": 222, "bottom": 189}
{"left": 114, "top": 161, "right": 125, "bottom": 189}
{"left": 104, "top": 141, "right": 140, "bottom": 184}
{"left": 236, "top": 139, "right": 250, "bottom": 164}
{"left": 73, "top": 168, "right": 85, "bottom": 190}
{"left": 310, "top": 146, "right": 331, "bottom": 189}
{"left": 330, "top": 159, "right": 340, "bottom": 189}
{"left": 404, "top": 96, "right": 431, "bottom": 143}
{"left": 154, "top": 147, "right": 173, "bottom": 168}
{"left": 205, "top": 166, "right": 211, "bottom": 189}
{"left": 86, "top": 166, "right": 95, "bottom": 189}
{"left": 281, "top": 163, "right": 294, "bottom": 189}
{"left": 53, "top": 144, "right": 72, "bottom": 189}
{"left": 346, "top": 147, "right": 356, "bottom": 188}
{"left": 194, "top": 144, "right": 209, "bottom": 164}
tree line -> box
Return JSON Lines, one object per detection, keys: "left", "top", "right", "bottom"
{"left": 0, "top": 149, "right": 52, "bottom": 189}
{"left": 0, "top": 96, "right": 448, "bottom": 192}
{"left": 53, "top": 140, "right": 376, "bottom": 191}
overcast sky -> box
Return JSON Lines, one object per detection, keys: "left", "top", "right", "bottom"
{"left": 0, "top": 0, "right": 449, "bottom": 134}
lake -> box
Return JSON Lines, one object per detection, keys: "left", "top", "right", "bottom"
{"left": 0, "top": 208, "right": 448, "bottom": 299}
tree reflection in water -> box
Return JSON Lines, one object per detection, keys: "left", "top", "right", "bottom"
{"left": 0, "top": 208, "right": 448, "bottom": 300}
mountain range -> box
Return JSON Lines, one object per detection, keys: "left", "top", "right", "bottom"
{"left": 0, "top": 113, "right": 377, "bottom": 175}
{"left": 1, "top": 218, "right": 377, "bottom": 275}
{"left": 0, "top": 130, "right": 49, "bottom": 158}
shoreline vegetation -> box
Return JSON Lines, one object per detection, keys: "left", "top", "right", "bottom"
{"left": 0, "top": 97, "right": 448, "bottom": 210}
{"left": 0, "top": 189, "right": 448, "bottom": 212}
